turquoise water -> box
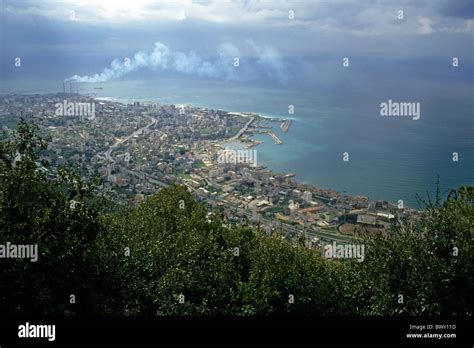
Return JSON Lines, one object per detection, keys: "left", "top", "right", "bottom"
{"left": 2, "top": 71, "right": 473, "bottom": 208}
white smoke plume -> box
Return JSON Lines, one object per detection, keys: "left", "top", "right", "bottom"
{"left": 65, "top": 41, "right": 288, "bottom": 84}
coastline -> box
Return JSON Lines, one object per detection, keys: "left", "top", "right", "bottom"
{"left": 1, "top": 92, "right": 448, "bottom": 210}
{"left": 96, "top": 96, "right": 418, "bottom": 210}
{"left": 101, "top": 96, "right": 296, "bottom": 122}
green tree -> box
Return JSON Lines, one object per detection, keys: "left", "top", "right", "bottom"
{"left": 342, "top": 186, "right": 473, "bottom": 315}
{"left": 1, "top": 119, "right": 472, "bottom": 317}
{"left": 0, "top": 119, "right": 105, "bottom": 315}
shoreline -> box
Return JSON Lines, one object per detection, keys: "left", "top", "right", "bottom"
{"left": 1, "top": 92, "right": 421, "bottom": 210}
{"left": 100, "top": 96, "right": 297, "bottom": 123}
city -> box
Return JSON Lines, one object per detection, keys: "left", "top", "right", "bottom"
{"left": 0, "top": 93, "right": 420, "bottom": 250}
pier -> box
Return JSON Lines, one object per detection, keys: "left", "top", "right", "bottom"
{"left": 280, "top": 119, "right": 292, "bottom": 133}
{"left": 267, "top": 131, "right": 283, "bottom": 144}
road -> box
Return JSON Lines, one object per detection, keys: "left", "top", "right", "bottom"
{"left": 103, "top": 117, "right": 157, "bottom": 162}
{"left": 231, "top": 117, "right": 255, "bottom": 140}
{"left": 119, "top": 166, "right": 167, "bottom": 187}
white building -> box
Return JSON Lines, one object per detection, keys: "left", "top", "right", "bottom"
{"left": 302, "top": 191, "right": 313, "bottom": 202}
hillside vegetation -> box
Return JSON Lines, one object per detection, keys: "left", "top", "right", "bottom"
{"left": 1, "top": 120, "right": 472, "bottom": 316}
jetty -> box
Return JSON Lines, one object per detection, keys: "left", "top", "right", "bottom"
{"left": 267, "top": 131, "right": 283, "bottom": 145}
{"left": 280, "top": 119, "right": 292, "bottom": 133}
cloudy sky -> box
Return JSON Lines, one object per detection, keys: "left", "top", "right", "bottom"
{"left": 1, "top": 0, "right": 473, "bottom": 87}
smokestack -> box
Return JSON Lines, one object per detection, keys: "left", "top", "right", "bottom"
{"left": 69, "top": 82, "right": 73, "bottom": 94}
{"left": 62, "top": 82, "right": 66, "bottom": 93}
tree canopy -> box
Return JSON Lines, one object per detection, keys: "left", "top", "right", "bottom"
{"left": 1, "top": 120, "right": 472, "bottom": 316}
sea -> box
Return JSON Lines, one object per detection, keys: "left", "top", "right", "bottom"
{"left": 2, "top": 60, "right": 473, "bottom": 208}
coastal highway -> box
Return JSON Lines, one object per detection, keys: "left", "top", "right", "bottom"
{"left": 223, "top": 204, "right": 355, "bottom": 244}
{"left": 231, "top": 117, "right": 255, "bottom": 140}
{"left": 102, "top": 117, "right": 157, "bottom": 162}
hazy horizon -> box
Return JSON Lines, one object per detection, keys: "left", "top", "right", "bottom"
{"left": 1, "top": 0, "right": 473, "bottom": 206}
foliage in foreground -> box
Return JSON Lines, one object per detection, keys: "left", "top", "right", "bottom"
{"left": 0, "top": 120, "right": 472, "bottom": 316}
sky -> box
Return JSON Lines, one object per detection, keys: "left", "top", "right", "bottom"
{"left": 0, "top": 0, "right": 472, "bottom": 205}
{"left": 0, "top": 0, "right": 473, "bottom": 87}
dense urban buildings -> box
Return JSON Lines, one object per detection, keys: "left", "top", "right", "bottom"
{"left": 0, "top": 93, "right": 419, "bottom": 250}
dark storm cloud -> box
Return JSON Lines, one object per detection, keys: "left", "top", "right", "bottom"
{"left": 1, "top": 0, "right": 473, "bottom": 83}
{"left": 438, "top": 0, "right": 474, "bottom": 19}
